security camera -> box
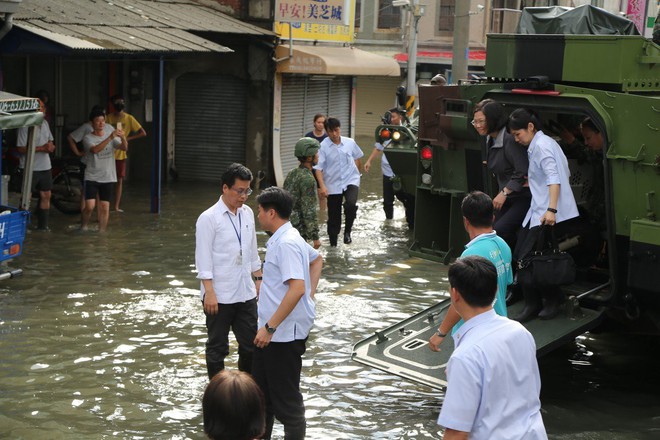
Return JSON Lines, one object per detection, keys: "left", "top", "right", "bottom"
{"left": 392, "top": 0, "right": 410, "bottom": 7}
{"left": 477, "top": 4, "right": 485, "bottom": 12}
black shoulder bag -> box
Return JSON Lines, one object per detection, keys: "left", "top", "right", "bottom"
{"left": 517, "top": 225, "right": 576, "bottom": 288}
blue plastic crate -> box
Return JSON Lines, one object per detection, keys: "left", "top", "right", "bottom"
{"left": 0, "top": 206, "right": 29, "bottom": 262}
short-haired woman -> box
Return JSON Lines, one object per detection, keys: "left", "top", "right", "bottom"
{"left": 508, "top": 108, "right": 580, "bottom": 322}
{"left": 472, "top": 99, "right": 531, "bottom": 250}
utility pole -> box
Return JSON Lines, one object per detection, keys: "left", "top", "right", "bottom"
{"left": 406, "top": 5, "right": 418, "bottom": 107}
{"left": 394, "top": 0, "right": 425, "bottom": 112}
{"left": 452, "top": 1, "right": 470, "bottom": 84}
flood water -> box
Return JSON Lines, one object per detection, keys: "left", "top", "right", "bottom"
{"left": 1, "top": 145, "right": 660, "bottom": 439}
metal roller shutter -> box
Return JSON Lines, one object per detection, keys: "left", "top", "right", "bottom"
{"left": 328, "top": 77, "right": 351, "bottom": 133}
{"left": 279, "top": 75, "right": 353, "bottom": 182}
{"left": 280, "top": 76, "right": 307, "bottom": 177}
{"left": 303, "top": 79, "right": 330, "bottom": 125}
{"left": 175, "top": 73, "right": 247, "bottom": 181}
{"left": 355, "top": 76, "right": 402, "bottom": 138}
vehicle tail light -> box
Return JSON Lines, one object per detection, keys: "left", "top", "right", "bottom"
{"left": 392, "top": 130, "right": 401, "bottom": 141}
{"left": 379, "top": 128, "right": 391, "bottom": 140}
{"left": 420, "top": 146, "right": 432, "bottom": 160}
{"left": 10, "top": 244, "right": 20, "bottom": 255}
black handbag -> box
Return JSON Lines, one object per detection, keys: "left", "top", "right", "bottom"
{"left": 517, "top": 225, "right": 576, "bottom": 288}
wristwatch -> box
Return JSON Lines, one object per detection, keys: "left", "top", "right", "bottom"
{"left": 547, "top": 207, "right": 558, "bottom": 213}
{"left": 435, "top": 330, "right": 447, "bottom": 338}
{"left": 265, "top": 322, "right": 277, "bottom": 334}
{"left": 254, "top": 276, "right": 263, "bottom": 281}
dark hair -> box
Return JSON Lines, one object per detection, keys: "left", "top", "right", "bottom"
{"left": 508, "top": 108, "right": 543, "bottom": 132}
{"left": 89, "top": 108, "right": 106, "bottom": 121}
{"left": 110, "top": 94, "right": 124, "bottom": 103}
{"left": 388, "top": 107, "right": 405, "bottom": 116}
{"left": 461, "top": 191, "right": 494, "bottom": 228}
{"left": 221, "top": 163, "right": 253, "bottom": 188}
{"left": 90, "top": 105, "right": 106, "bottom": 115}
{"left": 430, "top": 74, "right": 447, "bottom": 85}
{"left": 476, "top": 100, "right": 508, "bottom": 133}
{"left": 35, "top": 90, "right": 49, "bottom": 102}
{"left": 203, "top": 370, "right": 265, "bottom": 440}
{"left": 256, "top": 187, "right": 293, "bottom": 220}
{"left": 580, "top": 117, "right": 600, "bottom": 134}
{"left": 324, "top": 117, "right": 341, "bottom": 131}
{"left": 448, "top": 256, "right": 497, "bottom": 308}
{"left": 473, "top": 98, "right": 494, "bottom": 113}
{"left": 313, "top": 113, "right": 326, "bottom": 122}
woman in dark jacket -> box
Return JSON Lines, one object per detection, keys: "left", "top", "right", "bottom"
{"left": 472, "top": 100, "right": 531, "bottom": 250}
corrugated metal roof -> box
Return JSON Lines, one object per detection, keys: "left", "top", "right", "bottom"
{"left": 12, "top": 0, "right": 273, "bottom": 53}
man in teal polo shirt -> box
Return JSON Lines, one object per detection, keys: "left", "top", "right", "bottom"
{"left": 429, "top": 191, "right": 512, "bottom": 350}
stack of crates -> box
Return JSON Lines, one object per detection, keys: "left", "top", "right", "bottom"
{"left": 0, "top": 206, "right": 29, "bottom": 262}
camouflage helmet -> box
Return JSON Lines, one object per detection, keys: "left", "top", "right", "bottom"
{"left": 294, "top": 137, "right": 320, "bottom": 158}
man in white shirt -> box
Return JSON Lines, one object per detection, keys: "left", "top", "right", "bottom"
{"left": 16, "top": 99, "right": 55, "bottom": 230}
{"left": 437, "top": 256, "right": 547, "bottom": 440}
{"left": 253, "top": 187, "right": 323, "bottom": 440}
{"left": 315, "top": 117, "right": 363, "bottom": 246}
{"left": 195, "top": 163, "right": 263, "bottom": 379}
{"left": 364, "top": 108, "right": 415, "bottom": 228}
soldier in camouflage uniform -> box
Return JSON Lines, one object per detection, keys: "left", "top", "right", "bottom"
{"left": 283, "top": 137, "right": 321, "bottom": 249}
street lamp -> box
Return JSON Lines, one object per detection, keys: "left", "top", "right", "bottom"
{"left": 393, "top": 0, "right": 425, "bottom": 112}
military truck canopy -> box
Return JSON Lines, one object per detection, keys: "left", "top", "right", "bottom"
{"left": 516, "top": 4, "right": 640, "bottom": 35}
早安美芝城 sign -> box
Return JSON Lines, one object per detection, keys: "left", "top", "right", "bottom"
{"left": 275, "top": 0, "right": 355, "bottom": 43}
{"left": 276, "top": 0, "right": 350, "bottom": 26}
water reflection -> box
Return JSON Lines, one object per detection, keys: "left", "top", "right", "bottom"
{"left": 1, "top": 158, "right": 659, "bottom": 439}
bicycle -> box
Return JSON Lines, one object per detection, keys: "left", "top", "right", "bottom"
{"left": 50, "top": 158, "right": 82, "bottom": 215}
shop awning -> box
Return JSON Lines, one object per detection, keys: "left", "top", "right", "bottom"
{"left": 276, "top": 45, "right": 401, "bottom": 76}
{"left": 4, "top": 0, "right": 273, "bottom": 54}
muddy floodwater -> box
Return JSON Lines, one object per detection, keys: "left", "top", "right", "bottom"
{"left": 1, "top": 151, "right": 659, "bottom": 439}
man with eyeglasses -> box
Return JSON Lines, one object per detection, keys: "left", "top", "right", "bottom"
{"left": 195, "top": 163, "right": 263, "bottom": 379}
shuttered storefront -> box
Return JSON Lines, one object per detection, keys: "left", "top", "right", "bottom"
{"left": 175, "top": 73, "right": 247, "bottom": 181}
{"left": 279, "top": 75, "right": 352, "bottom": 178}
{"left": 355, "top": 76, "right": 403, "bottom": 138}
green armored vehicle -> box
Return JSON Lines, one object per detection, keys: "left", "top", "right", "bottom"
{"left": 353, "top": 13, "right": 659, "bottom": 389}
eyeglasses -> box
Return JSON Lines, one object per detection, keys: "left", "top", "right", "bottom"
{"left": 471, "top": 119, "right": 486, "bottom": 127}
{"left": 231, "top": 187, "right": 253, "bottom": 197}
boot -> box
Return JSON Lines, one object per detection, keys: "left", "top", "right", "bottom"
{"left": 329, "top": 234, "right": 338, "bottom": 247}
{"left": 37, "top": 206, "right": 49, "bottom": 231}
{"left": 283, "top": 419, "right": 306, "bottom": 440}
{"left": 344, "top": 204, "right": 357, "bottom": 242}
{"left": 343, "top": 232, "right": 352, "bottom": 244}
{"left": 538, "top": 289, "right": 565, "bottom": 320}
{"left": 513, "top": 287, "right": 542, "bottom": 323}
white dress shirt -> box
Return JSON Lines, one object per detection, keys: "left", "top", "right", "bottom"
{"left": 258, "top": 222, "right": 319, "bottom": 343}
{"left": 315, "top": 136, "right": 363, "bottom": 195}
{"left": 438, "top": 309, "right": 547, "bottom": 440}
{"left": 524, "top": 130, "right": 579, "bottom": 227}
{"left": 374, "top": 141, "right": 394, "bottom": 178}
{"left": 195, "top": 196, "right": 261, "bottom": 304}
